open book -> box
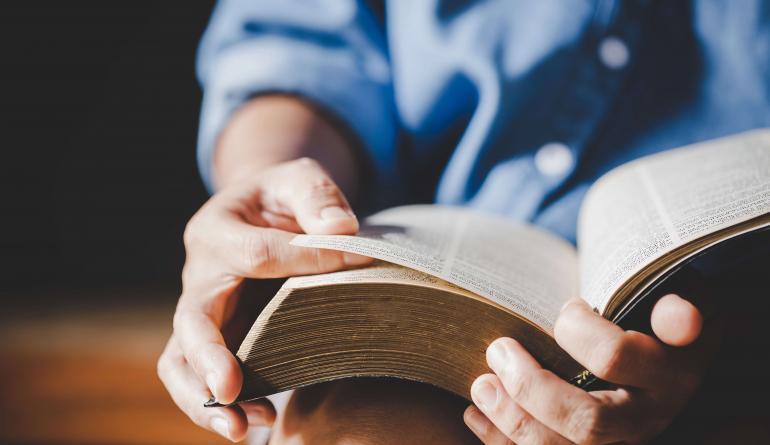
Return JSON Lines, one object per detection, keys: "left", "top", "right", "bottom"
{"left": 224, "top": 129, "right": 770, "bottom": 403}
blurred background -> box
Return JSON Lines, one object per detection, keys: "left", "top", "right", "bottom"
{"left": 0, "top": 1, "right": 232, "bottom": 443}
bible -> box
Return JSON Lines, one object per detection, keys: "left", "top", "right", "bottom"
{"left": 217, "top": 129, "right": 770, "bottom": 404}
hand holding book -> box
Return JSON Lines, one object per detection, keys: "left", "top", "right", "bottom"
{"left": 465, "top": 294, "right": 707, "bottom": 444}
{"left": 162, "top": 129, "right": 769, "bottom": 442}
{"left": 230, "top": 130, "right": 769, "bottom": 441}
{"left": 156, "top": 158, "right": 371, "bottom": 442}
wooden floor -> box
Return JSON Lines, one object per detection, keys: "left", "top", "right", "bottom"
{"left": 0, "top": 293, "right": 230, "bottom": 445}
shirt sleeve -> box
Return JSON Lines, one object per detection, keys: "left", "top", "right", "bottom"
{"left": 195, "top": 0, "right": 396, "bottom": 193}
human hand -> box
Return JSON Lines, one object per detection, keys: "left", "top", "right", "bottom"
{"left": 464, "top": 294, "right": 707, "bottom": 444}
{"left": 157, "top": 158, "right": 371, "bottom": 442}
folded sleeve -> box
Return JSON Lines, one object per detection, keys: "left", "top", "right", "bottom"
{"left": 196, "top": 0, "right": 396, "bottom": 193}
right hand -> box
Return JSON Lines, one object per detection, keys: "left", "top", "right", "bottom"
{"left": 157, "top": 157, "right": 371, "bottom": 442}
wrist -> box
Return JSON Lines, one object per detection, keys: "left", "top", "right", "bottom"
{"left": 213, "top": 95, "right": 359, "bottom": 196}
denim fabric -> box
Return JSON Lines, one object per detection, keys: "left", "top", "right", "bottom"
{"left": 197, "top": 0, "right": 770, "bottom": 243}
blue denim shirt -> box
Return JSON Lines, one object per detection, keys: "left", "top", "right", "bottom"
{"left": 196, "top": 0, "right": 770, "bottom": 243}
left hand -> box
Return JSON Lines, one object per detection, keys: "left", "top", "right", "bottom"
{"left": 464, "top": 294, "right": 708, "bottom": 444}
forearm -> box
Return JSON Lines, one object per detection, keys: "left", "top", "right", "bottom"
{"left": 212, "top": 95, "right": 360, "bottom": 198}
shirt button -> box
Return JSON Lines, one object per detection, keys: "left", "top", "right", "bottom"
{"left": 535, "top": 142, "right": 573, "bottom": 177}
{"left": 598, "top": 36, "right": 629, "bottom": 70}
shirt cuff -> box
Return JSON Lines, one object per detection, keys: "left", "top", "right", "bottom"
{"left": 197, "top": 36, "right": 396, "bottom": 194}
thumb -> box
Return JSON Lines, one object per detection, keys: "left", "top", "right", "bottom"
{"left": 651, "top": 293, "right": 703, "bottom": 347}
{"left": 273, "top": 158, "right": 359, "bottom": 235}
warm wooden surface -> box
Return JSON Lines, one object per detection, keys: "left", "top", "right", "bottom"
{"left": 3, "top": 290, "right": 769, "bottom": 445}
{"left": 0, "top": 294, "right": 230, "bottom": 445}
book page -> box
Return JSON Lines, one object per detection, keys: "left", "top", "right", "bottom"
{"left": 292, "top": 205, "right": 578, "bottom": 332}
{"left": 286, "top": 261, "right": 477, "bottom": 297}
{"left": 579, "top": 129, "right": 770, "bottom": 311}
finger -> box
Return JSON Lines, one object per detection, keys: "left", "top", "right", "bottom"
{"left": 469, "top": 375, "right": 572, "bottom": 445}
{"left": 173, "top": 305, "right": 244, "bottom": 404}
{"left": 267, "top": 157, "right": 359, "bottom": 235}
{"left": 554, "top": 298, "right": 668, "bottom": 387}
{"left": 258, "top": 209, "right": 303, "bottom": 233}
{"left": 240, "top": 399, "right": 277, "bottom": 427}
{"left": 486, "top": 337, "right": 623, "bottom": 444}
{"left": 157, "top": 337, "right": 250, "bottom": 441}
{"left": 651, "top": 294, "right": 703, "bottom": 347}
{"left": 463, "top": 405, "right": 511, "bottom": 445}
{"left": 220, "top": 223, "right": 372, "bottom": 278}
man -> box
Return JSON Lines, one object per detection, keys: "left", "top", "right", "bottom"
{"left": 158, "top": 1, "right": 770, "bottom": 443}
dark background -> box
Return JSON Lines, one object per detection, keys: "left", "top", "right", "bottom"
{"left": 0, "top": 3, "right": 234, "bottom": 443}
{"left": 1, "top": 1, "right": 215, "bottom": 296}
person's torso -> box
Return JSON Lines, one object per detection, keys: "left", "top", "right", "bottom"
{"left": 378, "top": 0, "right": 770, "bottom": 241}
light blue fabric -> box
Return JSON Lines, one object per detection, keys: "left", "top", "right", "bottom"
{"left": 197, "top": 0, "right": 770, "bottom": 243}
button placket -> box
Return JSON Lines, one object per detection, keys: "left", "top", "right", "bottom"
{"left": 598, "top": 36, "right": 630, "bottom": 70}
{"left": 535, "top": 143, "right": 574, "bottom": 177}
{"left": 528, "top": 0, "right": 645, "bottom": 208}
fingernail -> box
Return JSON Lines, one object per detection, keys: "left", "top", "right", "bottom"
{"left": 320, "top": 206, "right": 353, "bottom": 221}
{"left": 205, "top": 372, "right": 218, "bottom": 398}
{"left": 471, "top": 380, "right": 498, "bottom": 411}
{"left": 343, "top": 252, "right": 371, "bottom": 266}
{"left": 464, "top": 406, "right": 487, "bottom": 436}
{"left": 211, "top": 416, "right": 230, "bottom": 439}
{"left": 486, "top": 340, "right": 511, "bottom": 372}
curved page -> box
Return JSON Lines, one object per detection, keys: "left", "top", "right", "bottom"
{"left": 292, "top": 205, "right": 578, "bottom": 332}
{"left": 579, "top": 129, "right": 770, "bottom": 312}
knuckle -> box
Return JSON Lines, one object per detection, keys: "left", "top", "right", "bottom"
{"left": 172, "top": 310, "right": 184, "bottom": 333}
{"left": 567, "top": 402, "right": 607, "bottom": 444}
{"left": 243, "top": 231, "right": 272, "bottom": 274}
{"left": 182, "top": 218, "right": 200, "bottom": 247}
{"left": 172, "top": 307, "right": 188, "bottom": 331}
{"left": 304, "top": 176, "right": 340, "bottom": 201}
{"left": 553, "top": 303, "right": 581, "bottom": 341}
{"left": 501, "top": 410, "right": 530, "bottom": 442}
{"left": 559, "top": 300, "right": 585, "bottom": 323}
{"left": 183, "top": 210, "right": 213, "bottom": 251}
{"left": 294, "top": 156, "right": 320, "bottom": 168}
{"left": 293, "top": 156, "right": 320, "bottom": 170}
{"left": 172, "top": 307, "right": 198, "bottom": 337}
{"left": 180, "top": 264, "right": 196, "bottom": 286}
{"left": 589, "top": 335, "right": 628, "bottom": 380}
{"left": 503, "top": 367, "right": 533, "bottom": 402}
{"left": 156, "top": 352, "right": 172, "bottom": 380}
